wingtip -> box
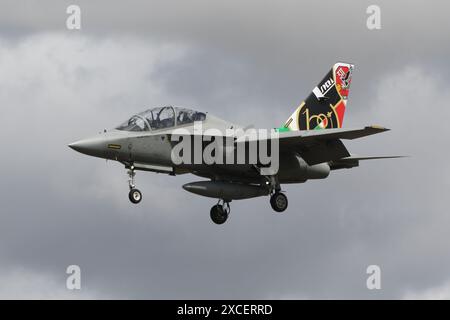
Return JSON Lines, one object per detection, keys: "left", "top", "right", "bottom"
{"left": 366, "top": 125, "right": 390, "bottom": 131}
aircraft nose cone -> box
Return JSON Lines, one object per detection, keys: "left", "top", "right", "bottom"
{"left": 68, "top": 137, "right": 105, "bottom": 157}
{"left": 68, "top": 140, "right": 84, "bottom": 152}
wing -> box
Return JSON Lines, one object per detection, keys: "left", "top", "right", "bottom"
{"left": 236, "top": 125, "right": 390, "bottom": 166}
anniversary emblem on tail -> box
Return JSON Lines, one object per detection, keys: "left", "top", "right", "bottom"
{"left": 283, "top": 62, "right": 353, "bottom": 131}
{"left": 69, "top": 62, "right": 402, "bottom": 225}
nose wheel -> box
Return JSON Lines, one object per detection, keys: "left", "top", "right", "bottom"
{"left": 129, "top": 188, "right": 142, "bottom": 204}
{"left": 127, "top": 166, "right": 142, "bottom": 204}
{"left": 210, "top": 200, "right": 230, "bottom": 225}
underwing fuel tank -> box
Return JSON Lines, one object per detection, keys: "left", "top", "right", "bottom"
{"left": 183, "top": 181, "right": 269, "bottom": 201}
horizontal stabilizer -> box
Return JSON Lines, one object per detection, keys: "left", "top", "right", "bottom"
{"left": 329, "top": 154, "right": 406, "bottom": 170}
{"left": 340, "top": 155, "right": 407, "bottom": 161}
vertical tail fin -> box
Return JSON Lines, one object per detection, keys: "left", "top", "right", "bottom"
{"left": 281, "top": 62, "right": 354, "bottom": 131}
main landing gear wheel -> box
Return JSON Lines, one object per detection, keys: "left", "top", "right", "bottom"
{"left": 270, "top": 192, "right": 288, "bottom": 212}
{"left": 129, "top": 188, "right": 142, "bottom": 204}
{"left": 210, "top": 202, "right": 230, "bottom": 225}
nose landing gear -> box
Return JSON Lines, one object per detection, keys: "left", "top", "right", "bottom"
{"left": 129, "top": 188, "right": 142, "bottom": 204}
{"left": 127, "top": 166, "right": 142, "bottom": 204}
{"left": 210, "top": 200, "right": 231, "bottom": 225}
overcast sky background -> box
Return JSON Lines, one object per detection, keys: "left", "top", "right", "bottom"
{"left": 0, "top": 0, "right": 449, "bottom": 299}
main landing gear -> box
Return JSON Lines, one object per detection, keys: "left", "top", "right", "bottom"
{"left": 210, "top": 200, "right": 231, "bottom": 225}
{"left": 270, "top": 192, "right": 288, "bottom": 212}
{"left": 127, "top": 166, "right": 142, "bottom": 204}
{"left": 266, "top": 176, "right": 288, "bottom": 213}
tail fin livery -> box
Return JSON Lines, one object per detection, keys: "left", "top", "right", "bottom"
{"left": 281, "top": 62, "right": 354, "bottom": 131}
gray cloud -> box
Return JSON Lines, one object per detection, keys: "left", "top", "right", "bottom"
{"left": 0, "top": 1, "right": 449, "bottom": 299}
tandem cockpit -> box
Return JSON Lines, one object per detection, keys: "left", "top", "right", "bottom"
{"left": 116, "top": 106, "right": 207, "bottom": 132}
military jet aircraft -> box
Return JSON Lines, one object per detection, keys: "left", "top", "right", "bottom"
{"left": 69, "top": 62, "right": 400, "bottom": 224}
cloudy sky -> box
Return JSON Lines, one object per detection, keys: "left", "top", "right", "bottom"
{"left": 0, "top": 0, "right": 449, "bottom": 299}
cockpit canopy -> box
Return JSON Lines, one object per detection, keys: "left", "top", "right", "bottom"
{"left": 116, "top": 106, "right": 206, "bottom": 132}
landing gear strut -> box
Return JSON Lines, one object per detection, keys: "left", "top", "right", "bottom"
{"left": 266, "top": 176, "right": 288, "bottom": 213}
{"left": 127, "top": 166, "right": 142, "bottom": 204}
{"left": 210, "top": 200, "right": 230, "bottom": 225}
